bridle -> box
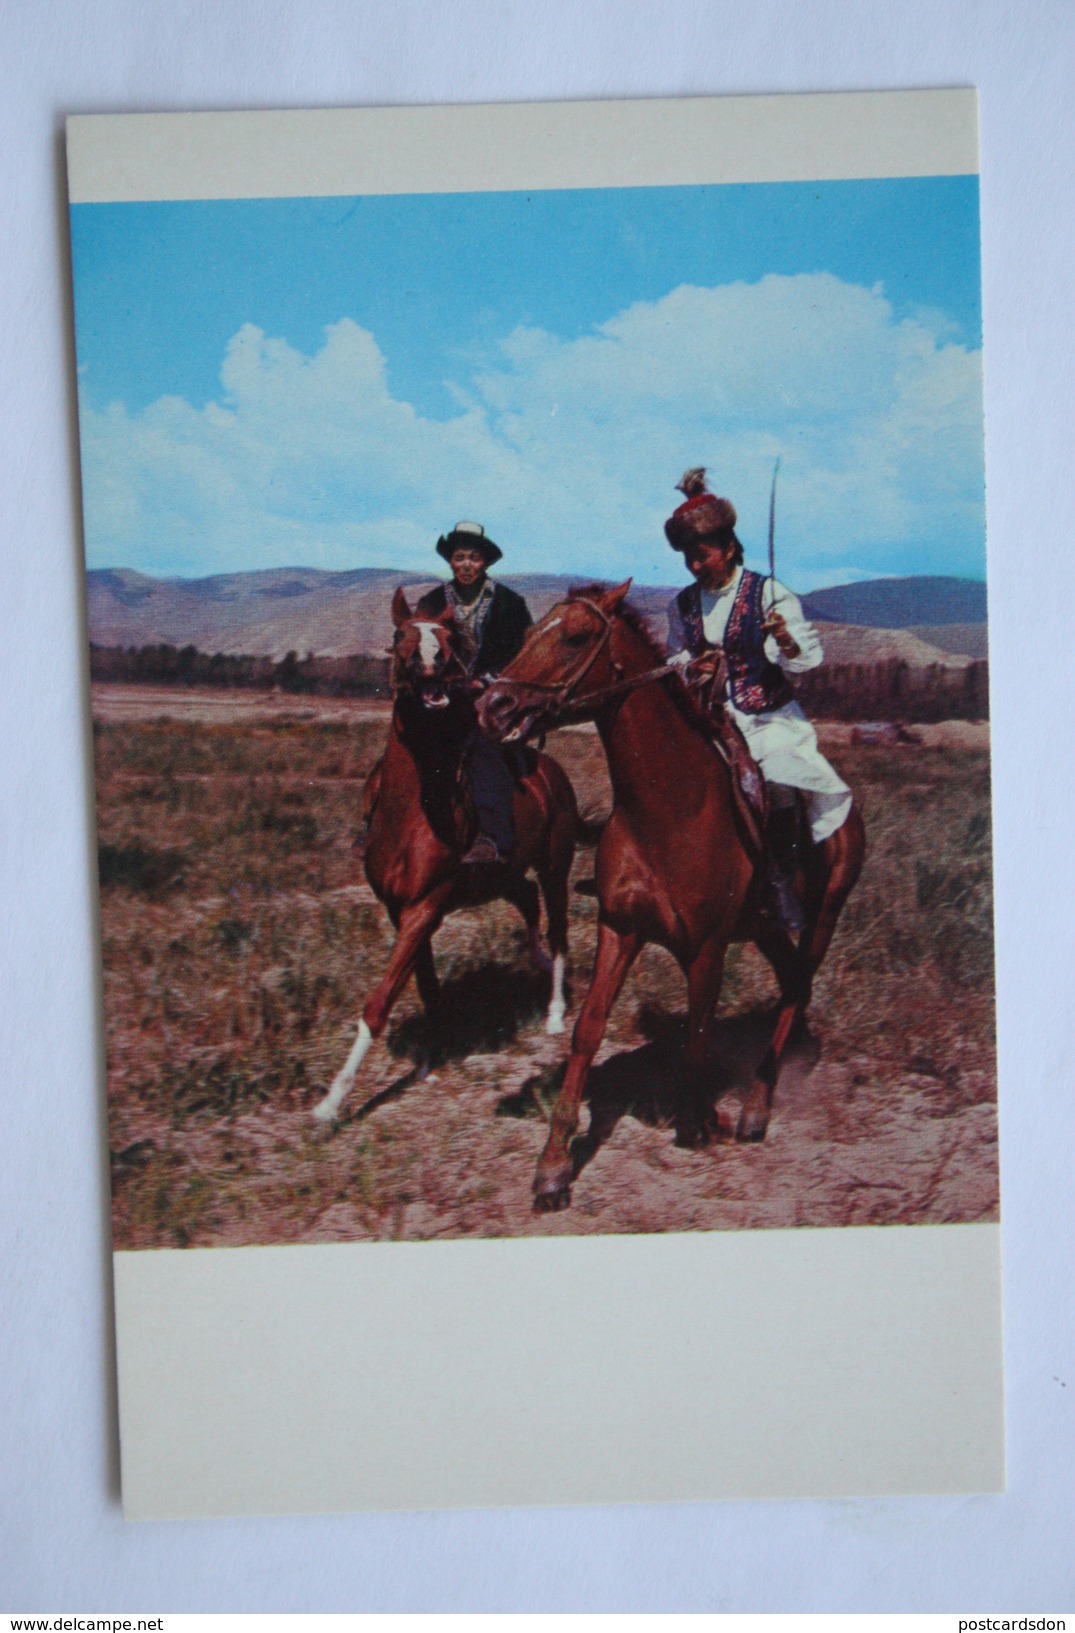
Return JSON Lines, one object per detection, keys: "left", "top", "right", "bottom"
{"left": 390, "top": 622, "right": 474, "bottom": 700}
{"left": 488, "top": 596, "right": 681, "bottom": 726}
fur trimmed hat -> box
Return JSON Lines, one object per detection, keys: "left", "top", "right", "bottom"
{"left": 435, "top": 520, "right": 503, "bottom": 566}
{"left": 664, "top": 468, "right": 738, "bottom": 552}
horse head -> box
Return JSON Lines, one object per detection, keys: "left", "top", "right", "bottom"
{"left": 479, "top": 580, "right": 634, "bottom": 743}
{"left": 389, "top": 587, "right": 471, "bottom": 709}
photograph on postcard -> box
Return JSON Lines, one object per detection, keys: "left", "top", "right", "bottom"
{"left": 71, "top": 112, "right": 996, "bottom": 1249}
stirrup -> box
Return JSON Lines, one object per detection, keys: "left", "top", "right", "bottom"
{"left": 461, "top": 835, "right": 509, "bottom": 868}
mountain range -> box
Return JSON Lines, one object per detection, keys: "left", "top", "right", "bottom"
{"left": 800, "top": 576, "right": 988, "bottom": 628}
{"left": 86, "top": 568, "right": 988, "bottom": 669}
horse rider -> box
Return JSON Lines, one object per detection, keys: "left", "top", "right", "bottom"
{"left": 663, "top": 468, "right": 852, "bottom": 934}
{"left": 416, "top": 520, "right": 533, "bottom": 866}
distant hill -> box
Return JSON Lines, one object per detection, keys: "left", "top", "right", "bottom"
{"left": 813, "top": 625, "right": 972, "bottom": 669}
{"left": 802, "top": 576, "right": 987, "bottom": 628}
{"left": 88, "top": 566, "right": 429, "bottom": 662}
{"left": 907, "top": 623, "right": 989, "bottom": 660}
{"left": 86, "top": 566, "right": 681, "bottom": 663}
{"left": 86, "top": 566, "right": 980, "bottom": 669}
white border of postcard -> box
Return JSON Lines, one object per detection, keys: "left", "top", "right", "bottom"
{"left": 69, "top": 90, "right": 1003, "bottom": 1518}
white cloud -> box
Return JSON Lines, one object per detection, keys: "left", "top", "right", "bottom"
{"left": 80, "top": 275, "right": 985, "bottom": 588}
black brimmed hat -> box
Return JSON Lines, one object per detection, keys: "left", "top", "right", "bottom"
{"left": 435, "top": 520, "right": 503, "bottom": 566}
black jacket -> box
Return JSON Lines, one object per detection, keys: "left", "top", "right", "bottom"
{"left": 415, "top": 580, "right": 533, "bottom": 677}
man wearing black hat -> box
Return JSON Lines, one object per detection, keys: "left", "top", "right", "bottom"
{"left": 416, "top": 521, "right": 533, "bottom": 865}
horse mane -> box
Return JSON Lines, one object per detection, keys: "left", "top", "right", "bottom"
{"left": 565, "top": 584, "right": 667, "bottom": 665}
{"left": 564, "top": 583, "right": 717, "bottom": 740}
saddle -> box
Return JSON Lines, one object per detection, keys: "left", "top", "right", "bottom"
{"left": 705, "top": 708, "right": 768, "bottom": 857}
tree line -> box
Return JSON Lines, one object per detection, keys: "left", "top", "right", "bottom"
{"left": 89, "top": 643, "right": 391, "bottom": 697}
{"left": 794, "top": 657, "right": 989, "bottom": 722}
{"left": 90, "top": 643, "right": 989, "bottom": 722}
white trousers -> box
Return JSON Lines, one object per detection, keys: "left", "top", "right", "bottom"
{"left": 731, "top": 699, "right": 852, "bottom": 844}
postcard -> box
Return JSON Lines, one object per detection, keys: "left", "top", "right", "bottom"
{"left": 67, "top": 91, "right": 1003, "bottom": 1517}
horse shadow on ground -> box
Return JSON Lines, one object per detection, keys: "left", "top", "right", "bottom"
{"left": 498, "top": 1002, "right": 821, "bottom": 1178}
{"left": 333, "top": 959, "right": 563, "bottom": 1128}
{"left": 386, "top": 958, "right": 566, "bottom": 1066}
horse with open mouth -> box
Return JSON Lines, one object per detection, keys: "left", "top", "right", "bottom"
{"left": 478, "top": 581, "right": 865, "bottom": 1210}
{"left": 313, "top": 586, "right": 577, "bottom": 1124}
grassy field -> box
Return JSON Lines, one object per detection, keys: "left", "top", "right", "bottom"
{"left": 93, "top": 687, "right": 998, "bottom": 1247}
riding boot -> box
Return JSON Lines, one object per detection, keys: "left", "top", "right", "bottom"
{"left": 462, "top": 727, "right": 515, "bottom": 865}
{"left": 765, "top": 798, "right": 806, "bottom": 936}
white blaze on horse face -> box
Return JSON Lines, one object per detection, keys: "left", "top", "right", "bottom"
{"left": 545, "top": 952, "right": 567, "bottom": 1035}
{"left": 413, "top": 621, "right": 444, "bottom": 674}
{"left": 312, "top": 1018, "right": 372, "bottom": 1121}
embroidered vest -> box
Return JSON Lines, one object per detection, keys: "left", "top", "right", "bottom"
{"left": 417, "top": 582, "right": 531, "bottom": 677}
{"left": 676, "top": 569, "right": 794, "bottom": 715}
{"left": 445, "top": 581, "right": 495, "bottom": 674}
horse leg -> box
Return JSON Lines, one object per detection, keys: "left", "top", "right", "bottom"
{"left": 503, "top": 874, "right": 550, "bottom": 974}
{"left": 677, "top": 935, "right": 729, "bottom": 1148}
{"left": 537, "top": 858, "right": 570, "bottom": 1036}
{"left": 501, "top": 862, "right": 571, "bottom": 1036}
{"left": 313, "top": 890, "right": 449, "bottom": 1122}
{"left": 753, "top": 919, "right": 811, "bottom": 1008}
{"left": 738, "top": 806, "right": 865, "bottom": 1141}
{"left": 534, "top": 922, "right": 640, "bottom": 1209}
{"left": 799, "top": 802, "right": 866, "bottom": 981}
{"left": 738, "top": 993, "right": 801, "bottom": 1142}
{"left": 413, "top": 939, "right": 442, "bottom": 1067}
{"left": 535, "top": 773, "right": 576, "bottom": 1036}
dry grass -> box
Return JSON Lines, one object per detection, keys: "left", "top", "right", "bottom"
{"left": 94, "top": 689, "right": 998, "bottom": 1247}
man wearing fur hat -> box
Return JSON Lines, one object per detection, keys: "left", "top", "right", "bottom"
{"left": 416, "top": 521, "right": 533, "bottom": 866}
{"left": 664, "top": 468, "right": 851, "bottom": 933}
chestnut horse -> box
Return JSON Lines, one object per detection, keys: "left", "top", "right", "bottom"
{"left": 313, "top": 588, "right": 578, "bottom": 1123}
{"left": 479, "top": 581, "right": 865, "bottom": 1209}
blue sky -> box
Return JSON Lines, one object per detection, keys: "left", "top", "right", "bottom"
{"left": 71, "top": 177, "right": 985, "bottom": 590}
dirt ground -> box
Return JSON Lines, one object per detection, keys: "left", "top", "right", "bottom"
{"left": 94, "top": 686, "right": 999, "bottom": 1246}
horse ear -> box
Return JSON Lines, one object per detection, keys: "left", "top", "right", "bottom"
{"left": 599, "top": 579, "right": 633, "bottom": 614}
{"left": 391, "top": 587, "right": 412, "bottom": 626}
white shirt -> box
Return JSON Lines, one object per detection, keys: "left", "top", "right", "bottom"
{"left": 665, "top": 566, "right": 851, "bottom": 843}
{"left": 665, "top": 565, "right": 824, "bottom": 676}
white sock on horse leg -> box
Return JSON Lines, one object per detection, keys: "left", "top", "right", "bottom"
{"left": 545, "top": 953, "right": 567, "bottom": 1034}
{"left": 313, "top": 1018, "right": 373, "bottom": 1121}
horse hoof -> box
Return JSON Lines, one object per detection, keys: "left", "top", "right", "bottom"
{"left": 737, "top": 1107, "right": 769, "bottom": 1142}
{"left": 311, "top": 1098, "right": 338, "bottom": 1124}
{"left": 714, "top": 1100, "right": 739, "bottom": 1141}
{"left": 533, "top": 1184, "right": 572, "bottom": 1212}
{"left": 533, "top": 1163, "right": 573, "bottom": 1210}
{"left": 674, "top": 1107, "right": 713, "bottom": 1149}
{"left": 545, "top": 1013, "right": 566, "bottom": 1036}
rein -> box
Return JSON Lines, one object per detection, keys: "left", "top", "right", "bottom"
{"left": 563, "top": 659, "right": 681, "bottom": 713}
{"left": 494, "top": 597, "right": 681, "bottom": 723}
